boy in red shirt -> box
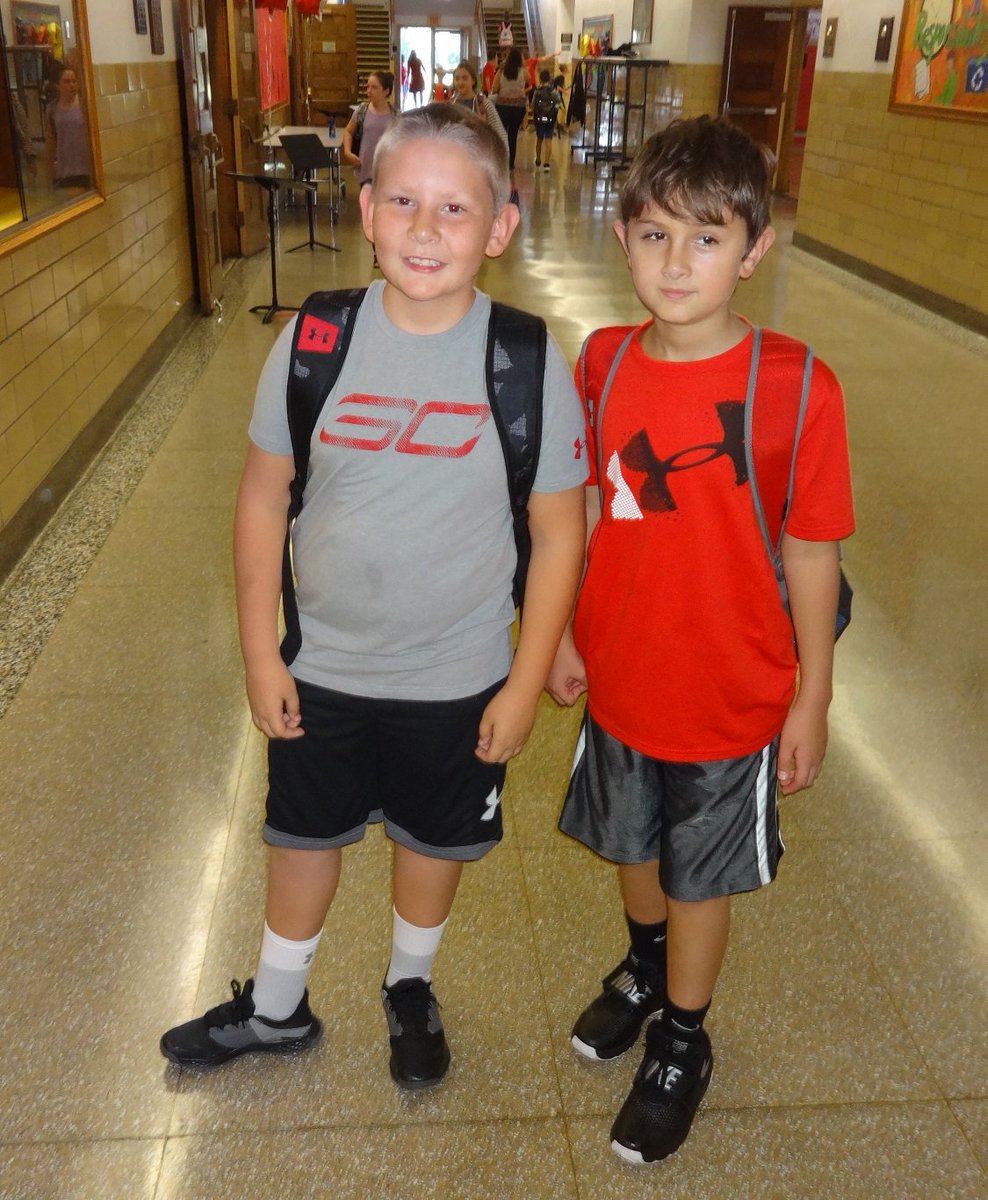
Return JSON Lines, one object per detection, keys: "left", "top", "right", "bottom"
{"left": 548, "top": 116, "right": 854, "bottom": 1165}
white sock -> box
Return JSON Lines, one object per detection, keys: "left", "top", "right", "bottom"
{"left": 384, "top": 908, "right": 447, "bottom": 987}
{"left": 252, "top": 923, "right": 322, "bottom": 1020}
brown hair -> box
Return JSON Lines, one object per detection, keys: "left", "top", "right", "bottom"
{"left": 620, "top": 116, "right": 775, "bottom": 248}
{"left": 368, "top": 70, "right": 395, "bottom": 97}
{"left": 502, "top": 48, "right": 523, "bottom": 80}
{"left": 454, "top": 60, "right": 478, "bottom": 87}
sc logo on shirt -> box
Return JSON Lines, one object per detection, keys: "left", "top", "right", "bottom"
{"left": 319, "top": 394, "right": 491, "bottom": 458}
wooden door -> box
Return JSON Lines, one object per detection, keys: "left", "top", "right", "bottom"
{"left": 306, "top": 6, "right": 358, "bottom": 123}
{"left": 179, "top": 0, "right": 225, "bottom": 315}
{"left": 719, "top": 6, "right": 795, "bottom": 183}
{"left": 227, "top": 0, "right": 268, "bottom": 256}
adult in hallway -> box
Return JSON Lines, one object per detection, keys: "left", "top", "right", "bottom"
{"left": 406, "top": 51, "right": 425, "bottom": 108}
{"left": 492, "top": 47, "right": 527, "bottom": 170}
{"left": 45, "top": 64, "right": 90, "bottom": 189}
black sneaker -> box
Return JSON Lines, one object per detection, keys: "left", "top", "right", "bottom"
{"left": 571, "top": 953, "right": 664, "bottom": 1061}
{"left": 381, "top": 977, "right": 451, "bottom": 1090}
{"left": 160, "top": 979, "right": 322, "bottom": 1068}
{"left": 609, "top": 1022, "right": 713, "bottom": 1164}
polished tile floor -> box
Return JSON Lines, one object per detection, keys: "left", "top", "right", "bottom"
{"left": 1, "top": 137, "right": 986, "bottom": 1199}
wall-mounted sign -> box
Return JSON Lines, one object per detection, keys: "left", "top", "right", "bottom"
{"left": 822, "top": 16, "right": 838, "bottom": 57}
{"left": 148, "top": 0, "right": 164, "bottom": 54}
{"left": 876, "top": 15, "right": 895, "bottom": 62}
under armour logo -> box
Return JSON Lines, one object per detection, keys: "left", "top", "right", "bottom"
{"left": 480, "top": 787, "right": 501, "bottom": 821}
{"left": 298, "top": 314, "right": 340, "bottom": 353}
{"left": 621, "top": 400, "right": 747, "bottom": 514}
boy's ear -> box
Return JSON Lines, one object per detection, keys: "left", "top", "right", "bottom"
{"left": 739, "top": 225, "right": 776, "bottom": 279}
{"left": 486, "top": 201, "right": 521, "bottom": 257}
{"left": 358, "top": 182, "right": 376, "bottom": 244}
{"left": 612, "top": 220, "right": 631, "bottom": 264}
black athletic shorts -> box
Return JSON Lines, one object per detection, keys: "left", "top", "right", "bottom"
{"left": 264, "top": 677, "right": 507, "bottom": 861}
{"left": 559, "top": 712, "right": 784, "bottom": 901}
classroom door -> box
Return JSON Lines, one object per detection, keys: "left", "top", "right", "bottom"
{"left": 227, "top": 0, "right": 268, "bottom": 257}
{"left": 180, "top": 0, "right": 225, "bottom": 315}
{"left": 719, "top": 6, "right": 795, "bottom": 186}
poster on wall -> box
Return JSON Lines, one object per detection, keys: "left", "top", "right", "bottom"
{"left": 580, "top": 15, "right": 613, "bottom": 57}
{"left": 890, "top": 0, "right": 988, "bottom": 122}
{"left": 257, "top": 8, "right": 289, "bottom": 111}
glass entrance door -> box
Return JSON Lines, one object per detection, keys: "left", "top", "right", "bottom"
{"left": 399, "top": 26, "right": 464, "bottom": 109}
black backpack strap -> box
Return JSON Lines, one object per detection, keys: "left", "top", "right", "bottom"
{"left": 281, "top": 287, "right": 367, "bottom": 664}
{"left": 486, "top": 301, "right": 546, "bottom": 611}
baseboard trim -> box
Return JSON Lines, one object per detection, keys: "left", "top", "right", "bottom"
{"left": 0, "top": 300, "right": 198, "bottom": 584}
{"left": 791, "top": 233, "right": 988, "bottom": 338}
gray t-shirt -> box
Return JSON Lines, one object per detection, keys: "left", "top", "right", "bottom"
{"left": 249, "top": 281, "right": 587, "bottom": 700}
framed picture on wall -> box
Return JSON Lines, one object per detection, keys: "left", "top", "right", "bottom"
{"left": 631, "top": 0, "right": 652, "bottom": 46}
{"left": 580, "top": 15, "right": 613, "bottom": 57}
{"left": 889, "top": 0, "right": 988, "bottom": 122}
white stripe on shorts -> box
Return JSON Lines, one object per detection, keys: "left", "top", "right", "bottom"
{"left": 754, "top": 746, "right": 773, "bottom": 885}
{"left": 569, "top": 722, "right": 587, "bottom": 780}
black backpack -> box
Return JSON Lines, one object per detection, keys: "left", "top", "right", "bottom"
{"left": 532, "top": 85, "right": 557, "bottom": 123}
{"left": 280, "top": 288, "right": 546, "bottom": 665}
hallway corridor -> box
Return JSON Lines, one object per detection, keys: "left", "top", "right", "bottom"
{"left": 1, "top": 144, "right": 986, "bottom": 1198}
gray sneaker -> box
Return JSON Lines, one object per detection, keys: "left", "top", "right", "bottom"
{"left": 160, "top": 978, "right": 322, "bottom": 1068}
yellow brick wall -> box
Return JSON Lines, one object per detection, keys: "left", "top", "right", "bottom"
{"left": 0, "top": 60, "right": 195, "bottom": 535}
{"left": 643, "top": 63, "right": 722, "bottom": 136}
{"left": 796, "top": 71, "right": 988, "bottom": 320}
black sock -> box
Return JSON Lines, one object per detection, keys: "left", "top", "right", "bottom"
{"left": 625, "top": 914, "right": 667, "bottom": 973}
{"left": 662, "top": 997, "right": 710, "bottom": 1041}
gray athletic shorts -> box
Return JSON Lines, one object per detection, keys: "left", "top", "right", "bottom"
{"left": 559, "top": 712, "right": 784, "bottom": 901}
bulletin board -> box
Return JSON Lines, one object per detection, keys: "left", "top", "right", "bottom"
{"left": 890, "top": 0, "right": 988, "bottom": 122}
{"left": 257, "top": 8, "right": 289, "bottom": 111}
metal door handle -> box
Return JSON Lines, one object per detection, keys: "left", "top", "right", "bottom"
{"left": 723, "top": 106, "right": 778, "bottom": 115}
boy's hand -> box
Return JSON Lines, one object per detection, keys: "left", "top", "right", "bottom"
{"left": 475, "top": 681, "right": 539, "bottom": 763}
{"left": 777, "top": 694, "right": 828, "bottom": 795}
{"left": 545, "top": 631, "right": 587, "bottom": 706}
{"left": 245, "top": 659, "right": 304, "bottom": 740}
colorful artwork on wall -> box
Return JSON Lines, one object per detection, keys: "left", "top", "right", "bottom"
{"left": 890, "top": 0, "right": 988, "bottom": 121}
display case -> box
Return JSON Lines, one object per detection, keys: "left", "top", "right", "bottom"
{"left": 570, "top": 57, "right": 671, "bottom": 168}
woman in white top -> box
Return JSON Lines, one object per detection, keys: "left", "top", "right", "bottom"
{"left": 492, "top": 48, "right": 527, "bottom": 170}
{"left": 449, "top": 61, "right": 508, "bottom": 152}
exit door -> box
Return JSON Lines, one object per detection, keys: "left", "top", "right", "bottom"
{"left": 719, "top": 6, "right": 795, "bottom": 185}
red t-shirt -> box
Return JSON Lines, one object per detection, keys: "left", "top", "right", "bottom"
{"left": 482, "top": 60, "right": 497, "bottom": 94}
{"left": 526, "top": 57, "right": 539, "bottom": 89}
{"left": 573, "top": 323, "right": 855, "bottom": 762}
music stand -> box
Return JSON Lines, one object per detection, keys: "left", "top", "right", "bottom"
{"left": 279, "top": 134, "right": 340, "bottom": 254}
{"left": 226, "top": 172, "right": 316, "bottom": 323}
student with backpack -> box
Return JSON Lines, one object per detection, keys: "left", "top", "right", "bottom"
{"left": 532, "top": 68, "right": 562, "bottom": 170}
{"left": 547, "top": 116, "right": 854, "bottom": 1163}
{"left": 160, "top": 104, "right": 587, "bottom": 1090}
{"left": 341, "top": 70, "right": 397, "bottom": 188}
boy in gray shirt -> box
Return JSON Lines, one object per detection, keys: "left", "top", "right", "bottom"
{"left": 161, "top": 105, "right": 587, "bottom": 1088}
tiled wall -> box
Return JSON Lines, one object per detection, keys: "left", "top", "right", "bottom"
{"left": 640, "top": 63, "right": 722, "bottom": 137}
{"left": 0, "top": 60, "right": 195, "bottom": 540}
{"left": 796, "top": 71, "right": 988, "bottom": 322}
